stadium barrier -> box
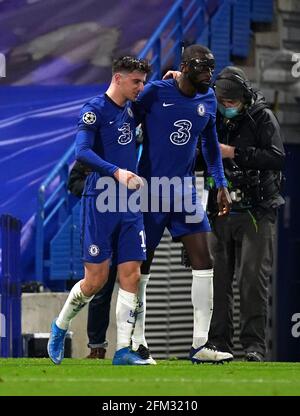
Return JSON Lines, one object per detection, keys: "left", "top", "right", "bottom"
{"left": 0, "top": 214, "right": 22, "bottom": 357}
{"left": 23, "top": 332, "right": 72, "bottom": 358}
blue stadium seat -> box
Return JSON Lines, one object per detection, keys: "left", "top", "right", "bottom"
{"left": 251, "top": 0, "right": 273, "bottom": 23}
{"left": 49, "top": 201, "right": 84, "bottom": 281}
{"left": 71, "top": 202, "right": 84, "bottom": 279}
{"left": 50, "top": 216, "right": 72, "bottom": 280}
{"left": 232, "top": 0, "right": 251, "bottom": 57}
{"left": 209, "top": 0, "right": 232, "bottom": 75}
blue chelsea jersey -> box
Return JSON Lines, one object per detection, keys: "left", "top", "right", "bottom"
{"left": 76, "top": 93, "right": 138, "bottom": 195}
{"left": 135, "top": 79, "right": 226, "bottom": 188}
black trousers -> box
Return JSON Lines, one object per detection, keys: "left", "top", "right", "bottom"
{"left": 208, "top": 210, "right": 276, "bottom": 357}
{"left": 87, "top": 266, "right": 117, "bottom": 348}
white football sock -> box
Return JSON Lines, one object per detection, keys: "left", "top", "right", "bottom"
{"left": 132, "top": 274, "right": 150, "bottom": 350}
{"left": 56, "top": 280, "right": 94, "bottom": 330}
{"left": 191, "top": 269, "right": 214, "bottom": 349}
{"left": 116, "top": 288, "right": 138, "bottom": 351}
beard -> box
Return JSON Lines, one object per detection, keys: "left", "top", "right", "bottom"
{"left": 187, "top": 73, "right": 210, "bottom": 94}
{"left": 194, "top": 81, "right": 210, "bottom": 94}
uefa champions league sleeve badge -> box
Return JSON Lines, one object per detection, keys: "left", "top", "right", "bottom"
{"left": 83, "top": 111, "right": 97, "bottom": 125}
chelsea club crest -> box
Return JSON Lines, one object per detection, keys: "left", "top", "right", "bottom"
{"left": 197, "top": 104, "right": 206, "bottom": 116}
{"left": 127, "top": 107, "right": 134, "bottom": 118}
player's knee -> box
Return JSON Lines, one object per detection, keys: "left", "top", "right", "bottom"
{"left": 119, "top": 269, "right": 140, "bottom": 293}
{"left": 83, "top": 279, "right": 107, "bottom": 296}
{"left": 83, "top": 271, "right": 108, "bottom": 295}
{"left": 123, "top": 269, "right": 140, "bottom": 283}
{"left": 190, "top": 254, "right": 213, "bottom": 270}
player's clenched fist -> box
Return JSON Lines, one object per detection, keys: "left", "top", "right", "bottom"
{"left": 114, "top": 168, "right": 144, "bottom": 190}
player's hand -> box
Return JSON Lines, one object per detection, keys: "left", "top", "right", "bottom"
{"left": 114, "top": 169, "right": 144, "bottom": 190}
{"left": 219, "top": 144, "right": 235, "bottom": 159}
{"left": 217, "top": 187, "right": 232, "bottom": 216}
{"left": 162, "top": 70, "right": 181, "bottom": 81}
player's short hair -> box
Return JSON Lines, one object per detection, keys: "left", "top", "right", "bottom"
{"left": 182, "top": 44, "right": 213, "bottom": 62}
{"left": 112, "top": 56, "right": 151, "bottom": 75}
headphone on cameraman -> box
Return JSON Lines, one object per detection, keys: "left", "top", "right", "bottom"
{"left": 215, "top": 72, "right": 255, "bottom": 105}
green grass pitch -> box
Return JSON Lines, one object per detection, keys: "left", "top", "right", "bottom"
{"left": 0, "top": 359, "right": 300, "bottom": 396}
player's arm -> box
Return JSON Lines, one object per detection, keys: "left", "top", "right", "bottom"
{"left": 201, "top": 115, "right": 231, "bottom": 215}
{"left": 162, "top": 70, "right": 181, "bottom": 81}
{"left": 75, "top": 105, "right": 119, "bottom": 176}
{"left": 75, "top": 105, "right": 143, "bottom": 189}
{"left": 132, "top": 82, "right": 159, "bottom": 124}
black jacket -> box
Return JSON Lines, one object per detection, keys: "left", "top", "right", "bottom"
{"left": 205, "top": 91, "right": 285, "bottom": 215}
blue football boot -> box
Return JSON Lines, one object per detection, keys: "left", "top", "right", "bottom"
{"left": 112, "top": 347, "right": 150, "bottom": 365}
{"left": 47, "top": 319, "right": 67, "bottom": 365}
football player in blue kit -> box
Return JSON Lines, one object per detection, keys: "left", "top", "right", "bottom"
{"left": 47, "top": 56, "right": 152, "bottom": 366}
{"left": 131, "top": 44, "right": 234, "bottom": 364}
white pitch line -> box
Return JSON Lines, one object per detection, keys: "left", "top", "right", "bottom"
{"left": 0, "top": 377, "right": 293, "bottom": 384}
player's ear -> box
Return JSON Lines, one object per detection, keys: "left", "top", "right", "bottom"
{"left": 180, "top": 62, "right": 188, "bottom": 73}
{"left": 114, "top": 73, "right": 122, "bottom": 84}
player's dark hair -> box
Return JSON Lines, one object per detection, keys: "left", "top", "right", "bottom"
{"left": 182, "top": 44, "right": 212, "bottom": 62}
{"left": 112, "top": 56, "right": 151, "bottom": 75}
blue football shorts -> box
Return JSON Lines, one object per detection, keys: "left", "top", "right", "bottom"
{"left": 80, "top": 196, "right": 146, "bottom": 264}
{"left": 143, "top": 187, "right": 211, "bottom": 250}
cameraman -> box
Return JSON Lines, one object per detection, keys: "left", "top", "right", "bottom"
{"left": 206, "top": 67, "right": 285, "bottom": 361}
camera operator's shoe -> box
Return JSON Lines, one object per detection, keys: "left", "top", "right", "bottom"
{"left": 246, "top": 351, "right": 264, "bottom": 362}
{"left": 47, "top": 319, "right": 67, "bottom": 365}
{"left": 190, "top": 342, "right": 233, "bottom": 364}
{"left": 135, "top": 344, "right": 157, "bottom": 365}
{"left": 86, "top": 347, "right": 106, "bottom": 359}
{"left": 112, "top": 347, "right": 150, "bottom": 365}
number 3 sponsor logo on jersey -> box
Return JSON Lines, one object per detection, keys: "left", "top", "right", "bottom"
{"left": 170, "top": 119, "right": 192, "bottom": 145}
{"left": 118, "top": 123, "right": 133, "bottom": 145}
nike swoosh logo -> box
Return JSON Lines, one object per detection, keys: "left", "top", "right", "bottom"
{"left": 109, "top": 120, "right": 115, "bottom": 124}
{"left": 163, "top": 103, "right": 175, "bottom": 107}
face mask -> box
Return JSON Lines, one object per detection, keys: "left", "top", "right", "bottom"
{"left": 218, "top": 103, "right": 240, "bottom": 119}
{"left": 185, "top": 56, "right": 215, "bottom": 94}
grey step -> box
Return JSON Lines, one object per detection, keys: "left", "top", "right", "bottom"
{"left": 281, "top": 13, "right": 300, "bottom": 27}
{"left": 261, "top": 88, "right": 300, "bottom": 105}
{"left": 277, "top": 108, "right": 300, "bottom": 125}
{"left": 282, "top": 40, "right": 300, "bottom": 51}
{"left": 255, "top": 48, "right": 296, "bottom": 74}
{"left": 259, "top": 81, "right": 300, "bottom": 98}
{"left": 238, "top": 66, "right": 257, "bottom": 82}
{"left": 262, "top": 68, "right": 297, "bottom": 84}
{"left": 259, "top": 59, "right": 297, "bottom": 72}
{"left": 278, "top": 0, "right": 300, "bottom": 13}
{"left": 255, "top": 32, "right": 281, "bottom": 49}
{"left": 281, "top": 126, "right": 300, "bottom": 143}
{"left": 282, "top": 26, "right": 300, "bottom": 42}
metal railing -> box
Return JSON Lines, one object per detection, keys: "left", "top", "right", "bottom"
{"left": 35, "top": 143, "right": 75, "bottom": 281}
{"left": 139, "top": 0, "right": 207, "bottom": 80}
